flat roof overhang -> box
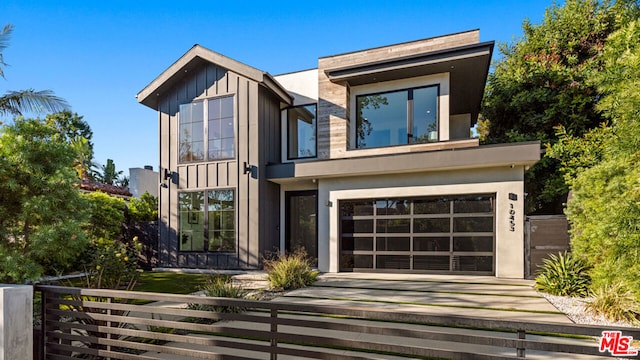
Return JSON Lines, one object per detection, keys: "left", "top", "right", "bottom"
{"left": 266, "top": 141, "right": 541, "bottom": 184}
{"left": 324, "top": 41, "right": 494, "bottom": 124}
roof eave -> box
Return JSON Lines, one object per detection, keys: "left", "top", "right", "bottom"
{"left": 266, "top": 141, "right": 540, "bottom": 182}
{"left": 137, "top": 45, "right": 292, "bottom": 109}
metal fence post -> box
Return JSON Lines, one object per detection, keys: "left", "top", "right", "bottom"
{"left": 40, "top": 287, "right": 46, "bottom": 360}
{"left": 270, "top": 308, "right": 278, "bottom": 360}
{"left": 517, "top": 329, "right": 526, "bottom": 358}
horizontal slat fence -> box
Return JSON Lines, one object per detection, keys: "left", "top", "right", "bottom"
{"left": 36, "top": 285, "right": 640, "bottom": 359}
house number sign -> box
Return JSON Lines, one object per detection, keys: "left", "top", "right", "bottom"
{"left": 508, "top": 193, "right": 517, "bottom": 232}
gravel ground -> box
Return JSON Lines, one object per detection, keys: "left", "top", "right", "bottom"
{"left": 540, "top": 292, "right": 637, "bottom": 328}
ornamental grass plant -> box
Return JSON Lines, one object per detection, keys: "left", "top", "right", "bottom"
{"left": 191, "top": 274, "right": 247, "bottom": 313}
{"left": 587, "top": 282, "right": 640, "bottom": 325}
{"left": 264, "top": 248, "right": 319, "bottom": 291}
{"left": 535, "top": 251, "right": 591, "bottom": 297}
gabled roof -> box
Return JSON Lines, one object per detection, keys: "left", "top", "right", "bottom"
{"left": 137, "top": 45, "right": 292, "bottom": 109}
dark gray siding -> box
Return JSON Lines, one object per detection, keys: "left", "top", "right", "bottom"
{"left": 258, "top": 87, "right": 282, "bottom": 259}
{"left": 157, "top": 62, "right": 281, "bottom": 269}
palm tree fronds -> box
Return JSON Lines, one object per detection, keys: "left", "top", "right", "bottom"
{"left": 0, "top": 89, "right": 70, "bottom": 117}
{"left": 0, "top": 24, "right": 14, "bottom": 79}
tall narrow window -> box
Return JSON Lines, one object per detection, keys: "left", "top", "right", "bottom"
{"left": 179, "top": 192, "right": 205, "bottom": 251}
{"left": 179, "top": 190, "right": 235, "bottom": 252}
{"left": 208, "top": 97, "right": 235, "bottom": 160}
{"left": 356, "top": 85, "right": 438, "bottom": 149}
{"left": 287, "top": 104, "right": 317, "bottom": 159}
{"left": 208, "top": 189, "right": 235, "bottom": 251}
{"left": 412, "top": 86, "right": 439, "bottom": 143}
{"left": 179, "top": 102, "right": 204, "bottom": 162}
{"left": 179, "top": 96, "right": 235, "bottom": 163}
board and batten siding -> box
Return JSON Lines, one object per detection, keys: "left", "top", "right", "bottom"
{"left": 157, "top": 62, "right": 281, "bottom": 269}
{"left": 258, "top": 87, "right": 282, "bottom": 259}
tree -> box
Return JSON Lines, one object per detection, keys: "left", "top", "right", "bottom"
{"left": 44, "top": 111, "right": 95, "bottom": 179}
{"left": 561, "top": 20, "right": 640, "bottom": 296}
{"left": 0, "top": 24, "right": 69, "bottom": 120}
{"left": 94, "top": 158, "right": 124, "bottom": 185}
{"left": 0, "top": 117, "right": 88, "bottom": 282}
{"left": 481, "top": 0, "right": 639, "bottom": 214}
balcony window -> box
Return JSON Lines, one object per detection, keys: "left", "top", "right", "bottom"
{"left": 287, "top": 104, "right": 317, "bottom": 159}
{"left": 179, "top": 96, "right": 235, "bottom": 163}
{"left": 356, "top": 85, "right": 438, "bottom": 149}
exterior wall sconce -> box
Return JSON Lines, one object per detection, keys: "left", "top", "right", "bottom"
{"left": 243, "top": 162, "right": 258, "bottom": 179}
{"left": 161, "top": 169, "right": 177, "bottom": 188}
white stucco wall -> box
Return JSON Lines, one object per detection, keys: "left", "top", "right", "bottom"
{"left": 314, "top": 165, "right": 527, "bottom": 278}
{"left": 129, "top": 167, "right": 159, "bottom": 198}
{"left": 274, "top": 69, "right": 318, "bottom": 105}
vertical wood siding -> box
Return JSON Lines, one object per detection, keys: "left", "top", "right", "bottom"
{"left": 258, "top": 87, "right": 282, "bottom": 259}
{"left": 157, "top": 63, "right": 281, "bottom": 269}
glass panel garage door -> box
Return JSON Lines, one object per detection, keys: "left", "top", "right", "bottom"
{"left": 339, "top": 194, "right": 495, "bottom": 274}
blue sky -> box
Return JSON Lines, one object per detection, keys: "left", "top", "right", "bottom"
{"left": 2, "top": 1, "right": 554, "bottom": 176}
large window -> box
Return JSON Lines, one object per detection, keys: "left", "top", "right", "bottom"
{"left": 179, "top": 189, "right": 235, "bottom": 252}
{"left": 356, "top": 85, "right": 438, "bottom": 149}
{"left": 179, "top": 96, "right": 234, "bottom": 163}
{"left": 287, "top": 104, "right": 317, "bottom": 159}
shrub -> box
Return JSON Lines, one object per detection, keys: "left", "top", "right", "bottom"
{"left": 264, "top": 249, "right": 319, "bottom": 291}
{"left": 128, "top": 192, "right": 158, "bottom": 222}
{"left": 82, "top": 191, "right": 126, "bottom": 242}
{"left": 587, "top": 282, "right": 640, "bottom": 325}
{"left": 192, "top": 274, "right": 247, "bottom": 313}
{"left": 79, "top": 237, "right": 142, "bottom": 290}
{"left": 535, "top": 252, "right": 590, "bottom": 297}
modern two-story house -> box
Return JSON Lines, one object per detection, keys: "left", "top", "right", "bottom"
{"left": 137, "top": 30, "right": 540, "bottom": 278}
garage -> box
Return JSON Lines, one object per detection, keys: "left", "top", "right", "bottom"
{"left": 339, "top": 194, "right": 495, "bottom": 274}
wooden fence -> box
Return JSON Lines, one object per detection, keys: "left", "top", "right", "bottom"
{"left": 525, "top": 215, "right": 571, "bottom": 279}
{"left": 36, "top": 285, "right": 640, "bottom": 359}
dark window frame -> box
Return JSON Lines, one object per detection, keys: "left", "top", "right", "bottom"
{"left": 355, "top": 84, "right": 439, "bottom": 150}
{"left": 178, "top": 95, "right": 236, "bottom": 164}
{"left": 285, "top": 103, "right": 317, "bottom": 160}
{"left": 178, "top": 188, "right": 236, "bottom": 253}
{"left": 285, "top": 190, "right": 318, "bottom": 265}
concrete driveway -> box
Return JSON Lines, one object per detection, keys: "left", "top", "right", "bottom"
{"left": 142, "top": 272, "right": 597, "bottom": 359}
{"left": 265, "top": 272, "right": 572, "bottom": 324}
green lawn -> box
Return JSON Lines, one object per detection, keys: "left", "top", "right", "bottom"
{"left": 133, "top": 272, "right": 209, "bottom": 294}
{"left": 63, "top": 271, "right": 209, "bottom": 294}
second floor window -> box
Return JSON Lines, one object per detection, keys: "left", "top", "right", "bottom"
{"left": 179, "top": 96, "right": 235, "bottom": 163}
{"left": 356, "top": 85, "right": 438, "bottom": 149}
{"left": 287, "top": 104, "right": 317, "bottom": 159}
